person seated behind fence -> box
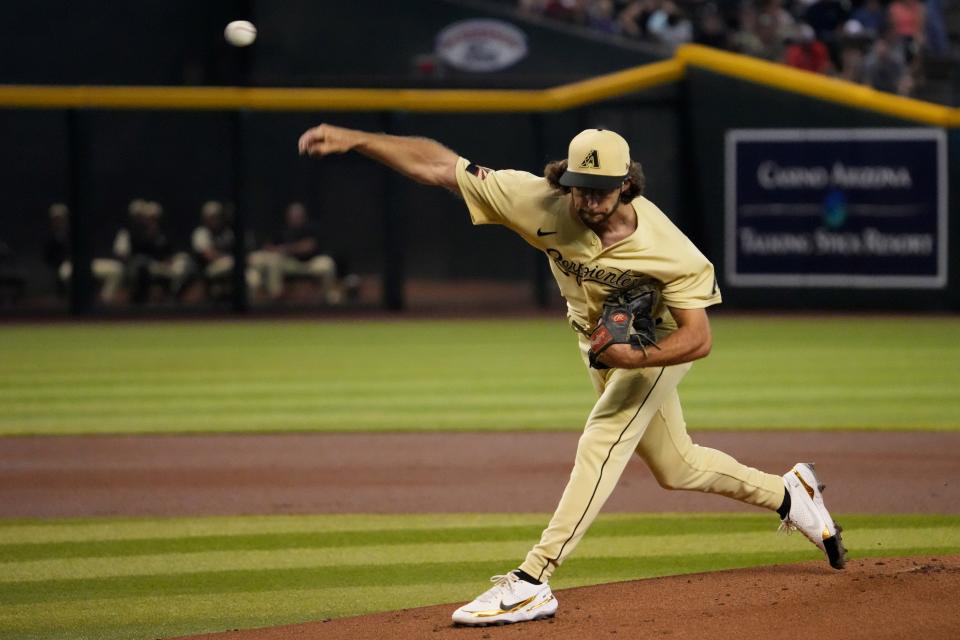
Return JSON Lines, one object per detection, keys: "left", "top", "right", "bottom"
{"left": 43, "top": 203, "right": 124, "bottom": 303}
{"left": 113, "top": 199, "right": 192, "bottom": 304}
{"left": 191, "top": 200, "right": 261, "bottom": 299}
{"left": 249, "top": 201, "right": 339, "bottom": 303}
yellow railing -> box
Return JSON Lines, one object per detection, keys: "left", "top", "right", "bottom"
{"left": 0, "top": 60, "right": 682, "bottom": 113}
{"left": 0, "top": 44, "right": 956, "bottom": 126}
{"left": 676, "top": 45, "right": 960, "bottom": 128}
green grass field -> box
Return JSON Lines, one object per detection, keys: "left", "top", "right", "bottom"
{"left": 1, "top": 316, "right": 958, "bottom": 639}
{"left": 1, "top": 513, "right": 958, "bottom": 640}
{"left": 0, "top": 316, "right": 958, "bottom": 435}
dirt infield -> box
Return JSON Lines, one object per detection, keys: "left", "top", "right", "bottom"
{"left": 1, "top": 431, "right": 958, "bottom": 517}
{"left": 177, "top": 556, "right": 960, "bottom": 640}
{"left": 3, "top": 431, "right": 958, "bottom": 640}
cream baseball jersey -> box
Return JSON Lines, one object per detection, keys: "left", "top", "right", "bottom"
{"left": 454, "top": 157, "right": 721, "bottom": 335}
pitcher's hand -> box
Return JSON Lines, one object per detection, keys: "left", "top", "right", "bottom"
{"left": 298, "top": 124, "right": 360, "bottom": 157}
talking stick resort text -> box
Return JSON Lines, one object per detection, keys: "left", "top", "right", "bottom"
{"left": 739, "top": 161, "right": 934, "bottom": 258}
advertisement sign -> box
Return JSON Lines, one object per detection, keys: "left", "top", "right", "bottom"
{"left": 725, "top": 129, "right": 947, "bottom": 288}
{"left": 435, "top": 19, "right": 528, "bottom": 72}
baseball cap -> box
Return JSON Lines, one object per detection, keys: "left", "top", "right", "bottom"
{"left": 558, "top": 128, "right": 630, "bottom": 191}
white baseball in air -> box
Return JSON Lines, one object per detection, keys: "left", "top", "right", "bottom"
{"left": 224, "top": 20, "right": 257, "bottom": 47}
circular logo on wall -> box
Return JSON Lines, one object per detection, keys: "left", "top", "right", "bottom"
{"left": 435, "top": 19, "right": 528, "bottom": 72}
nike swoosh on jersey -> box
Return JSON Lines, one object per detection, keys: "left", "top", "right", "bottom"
{"left": 536, "top": 228, "right": 557, "bottom": 237}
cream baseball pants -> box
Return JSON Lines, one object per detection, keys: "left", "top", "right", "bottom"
{"left": 519, "top": 338, "right": 786, "bottom": 583}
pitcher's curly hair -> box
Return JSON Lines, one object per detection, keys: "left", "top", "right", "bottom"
{"left": 544, "top": 159, "right": 646, "bottom": 203}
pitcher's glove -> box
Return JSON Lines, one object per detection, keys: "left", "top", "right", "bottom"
{"left": 587, "top": 285, "right": 661, "bottom": 370}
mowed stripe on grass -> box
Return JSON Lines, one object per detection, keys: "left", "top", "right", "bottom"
{"left": 0, "top": 513, "right": 958, "bottom": 640}
{"left": 1, "top": 317, "right": 959, "bottom": 434}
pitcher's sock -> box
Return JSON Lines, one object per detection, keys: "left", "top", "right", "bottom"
{"left": 776, "top": 486, "right": 791, "bottom": 520}
{"left": 513, "top": 569, "right": 541, "bottom": 585}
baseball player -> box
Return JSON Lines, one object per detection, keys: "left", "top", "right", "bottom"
{"left": 298, "top": 124, "right": 846, "bottom": 627}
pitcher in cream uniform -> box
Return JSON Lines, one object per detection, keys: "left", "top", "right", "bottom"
{"left": 298, "top": 125, "right": 846, "bottom": 628}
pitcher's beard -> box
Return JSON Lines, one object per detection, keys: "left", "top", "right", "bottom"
{"left": 577, "top": 201, "right": 618, "bottom": 227}
{"left": 575, "top": 185, "right": 624, "bottom": 228}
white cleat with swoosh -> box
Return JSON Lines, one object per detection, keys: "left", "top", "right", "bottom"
{"left": 780, "top": 462, "right": 847, "bottom": 569}
{"left": 452, "top": 571, "right": 557, "bottom": 626}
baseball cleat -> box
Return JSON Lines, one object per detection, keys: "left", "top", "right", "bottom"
{"left": 451, "top": 571, "right": 558, "bottom": 626}
{"left": 780, "top": 462, "right": 847, "bottom": 569}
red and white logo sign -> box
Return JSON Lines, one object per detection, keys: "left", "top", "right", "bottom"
{"left": 436, "top": 19, "right": 528, "bottom": 72}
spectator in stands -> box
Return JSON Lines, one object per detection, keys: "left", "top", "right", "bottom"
{"left": 863, "top": 29, "right": 913, "bottom": 95}
{"left": 585, "top": 0, "right": 621, "bottom": 33}
{"left": 44, "top": 203, "right": 124, "bottom": 303}
{"left": 837, "top": 19, "right": 872, "bottom": 83}
{"left": 732, "top": 2, "right": 767, "bottom": 57}
{"left": 851, "top": 0, "right": 887, "bottom": 38}
{"left": 790, "top": 0, "right": 819, "bottom": 13}
{"left": 617, "top": 0, "right": 660, "bottom": 38}
{"left": 888, "top": 0, "right": 925, "bottom": 63}
{"left": 924, "top": 0, "right": 948, "bottom": 57}
{"left": 249, "top": 202, "right": 340, "bottom": 303}
{"left": 803, "top": 0, "right": 850, "bottom": 67}
{"left": 694, "top": 2, "right": 733, "bottom": 50}
{"left": 743, "top": 2, "right": 789, "bottom": 60}
{"left": 758, "top": 0, "right": 796, "bottom": 38}
{"left": 517, "top": 0, "right": 957, "bottom": 105}
{"left": 518, "top": 0, "right": 547, "bottom": 14}
{"left": 114, "top": 200, "right": 191, "bottom": 304}
{"left": 803, "top": 0, "right": 850, "bottom": 40}
{"left": 647, "top": 1, "right": 694, "bottom": 47}
{"left": 784, "top": 23, "right": 833, "bottom": 73}
{"left": 190, "top": 200, "right": 261, "bottom": 300}
{"left": 542, "top": 0, "right": 586, "bottom": 23}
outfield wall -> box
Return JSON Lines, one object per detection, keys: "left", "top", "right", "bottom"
{"left": 1, "top": 44, "right": 957, "bottom": 313}
{"left": 686, "top": 68, "right": 960, "bottom": 311}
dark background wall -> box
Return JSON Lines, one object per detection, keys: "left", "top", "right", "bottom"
{"left": 0, "top": 1, "right": 953, "bottom": 312}
{"left": 2, "top": 1, "right": 241, "bottom": 86}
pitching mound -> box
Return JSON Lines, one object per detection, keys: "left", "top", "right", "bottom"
{"left": 179, "top": 555, "right": 959, "bottom": 640}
